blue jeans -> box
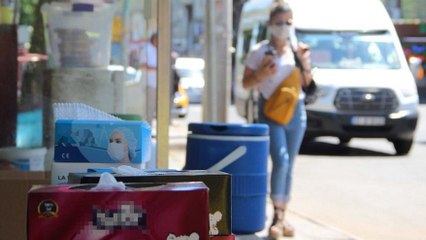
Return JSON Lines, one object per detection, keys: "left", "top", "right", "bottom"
{"left": 258, "top": 97, "right": 307, "bottom": 203}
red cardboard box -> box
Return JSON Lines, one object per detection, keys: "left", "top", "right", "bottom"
{"left": 210, "top": 234, "right": 236, "bottom": 239}
{"left": 68, "top": 170, "right": 232, "bottom": 235}
{"left": 27, "top": 182, "right": 209, "bottom": 240}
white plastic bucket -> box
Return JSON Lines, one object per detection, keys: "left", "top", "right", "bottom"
{"left": 0, "top": 147, "right": 47, "bottom": 171}
{"left": 41, "top": 2, "right": 115, "bottom": 68}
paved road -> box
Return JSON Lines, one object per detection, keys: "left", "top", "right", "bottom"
{"left": 168, "top": 105, "right": 355, "bottom": 239}
{"left": 290, "top": 105, "right": 426, "bottom": 240}
{"left": 170, "top": 103, "right": 426, "bottom": 240}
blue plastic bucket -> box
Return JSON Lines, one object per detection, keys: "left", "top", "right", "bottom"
{"left": 184, "top": 122, "right": 269, "bottom": 234}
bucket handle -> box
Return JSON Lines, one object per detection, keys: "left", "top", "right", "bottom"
{"left": 207, "top": 146, "right": 247, "bottom": 171}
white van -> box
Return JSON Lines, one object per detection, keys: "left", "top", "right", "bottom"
{"left": 234, "top": 0, "right": 419, "bottom": 155}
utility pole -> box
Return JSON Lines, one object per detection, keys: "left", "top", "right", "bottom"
{"left": 203, "top": 0, "right": 232, "bottom": 122}
{"left": 203, "top": 0, "right": 218, "bottom": 121}
{"left": 157, "top": 0, "right": 171, "bottom": 168}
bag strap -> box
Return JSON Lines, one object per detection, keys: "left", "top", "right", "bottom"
{"left": 292, "top": 48, "right": 316, "bottom": 93}
{"left": 292, "top": 48, "right": 307, "bottom": 84}
{"left": 292, "top": 48, "right": 303, "bottom": 70}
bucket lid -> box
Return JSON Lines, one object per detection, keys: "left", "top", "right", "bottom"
{"left": 188, "top": 122, "right": 269, "bottom": 136}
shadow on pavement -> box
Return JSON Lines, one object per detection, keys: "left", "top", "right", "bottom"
{"left": 300, "top": 140, "right": 395, "bottom": 157}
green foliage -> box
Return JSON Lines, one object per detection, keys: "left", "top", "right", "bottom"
{"left": 28, "top": 0, "right": 52, "bottom": 53}
{"left": 19, "top": 0, "right": 39, "bottom": 25}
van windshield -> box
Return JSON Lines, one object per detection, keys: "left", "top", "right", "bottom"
{"left": 296, "top": 31, "right": 401, "bottom": 69}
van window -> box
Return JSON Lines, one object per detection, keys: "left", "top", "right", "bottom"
{"left": 297, "top": 30, "right": 401, "bottom": 69}
{"left": 240, "top": 23, "right": 268, "bottom": 64}
{"left": 241, "top": 28, "right": 253, "bottom": 64}
{"left": 256, "top": 23, "right": 268, "bottom": 43}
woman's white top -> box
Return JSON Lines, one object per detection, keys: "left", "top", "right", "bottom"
{"left": 244, "top": 40, "right": 304, "bottom": 100}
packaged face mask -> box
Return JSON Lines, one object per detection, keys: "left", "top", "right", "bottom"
{"left": 54, "top": 120, "right": 151, "bottom": 164}
{"left": 107, "top": 142, "right": 128, "bottom": 162}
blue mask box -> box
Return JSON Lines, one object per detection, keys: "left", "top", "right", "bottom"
{"left": 54, "top": 120, "right": 151, "bottom": 163}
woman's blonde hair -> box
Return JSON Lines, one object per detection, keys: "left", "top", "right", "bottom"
{"left": 269, "top": 1, "right": 292, "bottom": 22}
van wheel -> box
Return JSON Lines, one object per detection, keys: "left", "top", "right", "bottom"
{"left": 392, "top": 139, "right": 413, "bottom": 156}
{"left": 338, "top": 137, "right": 351, "bottom": 145}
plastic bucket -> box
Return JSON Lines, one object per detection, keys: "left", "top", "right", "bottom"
{"left": 0, "top": 147, "right": 47, "bottom": 171}
{"left": 41, "top": 2, "right": 115, "bottom": 68}
{"left": 184, "top": 122, "right": 269, "bottom": 234}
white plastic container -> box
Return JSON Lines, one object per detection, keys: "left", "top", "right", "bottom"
{"left": 0, "top": 147, "right": 47, "bottom": 171}
{"left": 51, "top": 161, "right": 146, "bottom": 185}
{"left": 41, "top": 2, "right": 115, "bottom": 68}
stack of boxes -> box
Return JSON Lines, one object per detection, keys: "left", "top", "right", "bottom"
{"left": 28, "top": 170, "right": 236, "bottom": 239}
{"left": 29, "top": 117, "right": 236, "bottom": 239}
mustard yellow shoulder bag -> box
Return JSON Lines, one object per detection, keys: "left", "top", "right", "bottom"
{"left": 263, "top": 67, "right": 301, "bottom": 125}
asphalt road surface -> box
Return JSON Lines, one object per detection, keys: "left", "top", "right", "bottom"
{"left": 170, "top": 103, "right": 426, "bottom": 240}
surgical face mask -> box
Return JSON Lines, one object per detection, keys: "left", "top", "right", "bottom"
{"left": 107, "top": 143, "right": 127, "bottom": 162}
{"left": 270, "top": 25, "right": 291, "bottom": 40}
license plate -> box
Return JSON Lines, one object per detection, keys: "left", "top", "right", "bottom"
{"left": 351, "top": 116, "right": 386, "bottom": 126}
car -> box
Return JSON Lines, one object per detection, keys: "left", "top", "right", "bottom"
{"left": 172, "top": 84, "right": 189, "bottom": 118}
{"left": 394, "top": 22, "right": 426, "bottom": 90}
{"left": 175, "top": 57, "right": 205, "bottom": 103}
{"left": 408, "top": 55, "right": 425, "bottom": 82}
{"left": 116, "top": 64, "right": 188, "bottom": 119}
{"left": 234, "top": 0, "right": 419, "bottom": 155}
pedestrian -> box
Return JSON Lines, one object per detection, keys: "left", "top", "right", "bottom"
{"left": 241, "top": 1, "right": 313, "bottom": 238}
{"left": 140, "top": 33, "right": 158, "bottom": 126}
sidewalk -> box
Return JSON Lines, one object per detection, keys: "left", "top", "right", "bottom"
{"left": 235, "top": 207, "right": 357, "bottom": 240}
{"left": 168, "top": 121, "right": 357, "bottom": 240}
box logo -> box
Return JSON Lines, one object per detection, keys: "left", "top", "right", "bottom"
{"left": 38, "top": 200, "right": 59, "bottom": 218}
{"left": 93, "top": 202, "right": 147, "bottom": 230}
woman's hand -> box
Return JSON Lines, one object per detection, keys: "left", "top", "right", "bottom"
{"left": 257, "top": 55, "right": 277, "bottom": 79}
{"left": 296, "top": 42, "right": 311, "bottom": 71}
{"left": 242, "top": 55, "right": 277, "bottom": 89}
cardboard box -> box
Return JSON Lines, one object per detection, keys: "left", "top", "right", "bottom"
{"left": 27, "top": 182, "right": 209, "bottom": 240}
{"left": 50, "top": 161, "right": 145, "bottom": 185}
{"left": 210, "top": 235, "right": 236, "bottom": 240}
{"left": 54, "top": 120, "right": 151, "bottom": 163}
{"left": 0, "top": 170, "right": 50, "bottom": 240}
{"left": 69, "top": 170, "right": 232, "bottom": 235}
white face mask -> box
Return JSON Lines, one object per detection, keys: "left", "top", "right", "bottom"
{"left": 107, "top": 143, "right": 127, "bottom": 162}
{"left": 270, "top": 25, "right": 291, "bottom": 40}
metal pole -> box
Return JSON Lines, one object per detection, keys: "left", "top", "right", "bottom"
{"left": 157, "top": 0, "right": 171, "bottom": 168}
{"left": 203, "top": 0, "right": 217, "bottom": 122}
{"left": 215, "top": 0, "right": 232, "bottom": 122}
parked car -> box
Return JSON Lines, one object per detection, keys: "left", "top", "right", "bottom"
{"left": 405, "top": 47, "right": 426, "bottom": 90}
{"left": 234, "top": 0, "right": 419, "bottom": 155}
{"left": 113, "top": 64, "right": 188, "bottom": 119}
{"left": 175, "top": 57, "right": 205, "bottom": 104}
{"left": 172, "top": 84, "right": 189, "bottom": 118}
{"left": 394, "top": 22, "right": 426, "bottom": 90}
